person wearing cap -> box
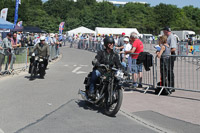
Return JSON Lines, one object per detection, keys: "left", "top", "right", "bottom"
{"left": 163, "top": 27, "right": 177, "bottom": 91}
{"left": 120, "top": 38, "right": 132, "bottom": 71}
{"left": 124, "top": 32, "right": 144, "bottom": 88}
{"left": 3, "top": 33, "right": 13, "bottom": 71}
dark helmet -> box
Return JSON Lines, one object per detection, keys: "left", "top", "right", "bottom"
{"left": 104, "top": 36, "right": 115, "bottom": 48}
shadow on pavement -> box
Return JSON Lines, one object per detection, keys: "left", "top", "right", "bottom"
{"left": 169, "top": 95, "right": 200, "bottom": 102}
{"left": 76, "top": 100, "right": 116, "bottom": 117}
{"left": 24, "top": 75, "right": 45, "bottom": 81}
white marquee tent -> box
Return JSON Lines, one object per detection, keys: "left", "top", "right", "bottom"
{"left": 67, "top": 26, "right": 95, "bottom": 35}
{"left": 95, "top": 27, "right": 140, "bottom": 36}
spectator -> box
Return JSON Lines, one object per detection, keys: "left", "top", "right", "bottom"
{"left": 8, "top": 32, "right": 21, "bottom": 70}
{"left": 125, "top": 32, "right": 144, "bottom": 88}
{"left": 55, "top": 34, "right": 60, "bottom": 58}
{"left": 163, "top": 27, "right": 177, "bottom": 91}
{"left": 28, "top": 33, "right": 34, "bottom": 46}
{"left": 48, "top": 33, "right": 55, "bottom": 61}
{"left": 120, "top": 38, "right": 132, "bottom": 72}
{"left": 63, "top": 33, "right": 67, "bottom": 46}
{"left": 0, "top": 41, "right": 5, "bottom": 73}
{"left": 114, "top": 35, "right": 119, "bottom": 45}
{"left": 156, "top": 35, "right": 171, "bottom": 90}
{"left": 3, "top": 33, "right": 13, "bottom": 71}
{"left": 116, "top": 32, "right": 126, "bottom": 61}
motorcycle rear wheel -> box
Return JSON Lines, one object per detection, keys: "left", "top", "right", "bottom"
{"left": 104, "top": 88, "right": 123, "bottom": 117}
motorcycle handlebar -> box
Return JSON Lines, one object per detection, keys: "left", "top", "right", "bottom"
{"left": 99, "top": 64, "right": 119, "bottom": 72}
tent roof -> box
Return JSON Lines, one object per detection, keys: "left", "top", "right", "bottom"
{"left": 0, "top": 18, "right": 15, "bottom": 29}
{"left": 95, "top": 27, "right": 140, "bottom": 36}
{"left": 23, "top": 26, "right": 45, "bottom": 33}
{"left": 67, "top": 26, "right": 95, "bottom": 35}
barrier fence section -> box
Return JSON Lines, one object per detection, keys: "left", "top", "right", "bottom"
{"left": 155, "top": 55, "right": 200, "bottom": 95}
{"left": 0, "top": 45, "right": 58, "bottom": 75}
{"left": 73, "top": 39, "right": 200, "bottom": 94}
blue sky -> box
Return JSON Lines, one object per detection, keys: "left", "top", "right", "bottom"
{"left": 42, "top": 0, "right": 200, "bottom": 8}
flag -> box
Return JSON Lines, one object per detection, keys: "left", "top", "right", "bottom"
{"left": 17, "top": 21, "right": 23, "bottom": 27}
{"left": 19, "top": 0, "right": 21, "bottom": 4}
{"left": 14, "top": 0, "right": 20, "bottom": 25}
{"left": 59, "top": 22, "right": 65, "bottom": 34}
{"left": 0, "top": 8, "right": 8, "bottom": 20}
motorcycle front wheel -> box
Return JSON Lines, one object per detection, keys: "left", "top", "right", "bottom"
{"left": 104, "top": 88, "right": 123, "bottom": 117}
{"left": 30, "top": 65, "right": 36, "bottom": 79}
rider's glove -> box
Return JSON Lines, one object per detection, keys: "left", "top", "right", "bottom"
{"left": 92, "top": 58, "right": 100, "bottom": 66}
{"left": 123, "top": 70, "right": 129, "bottom": 76}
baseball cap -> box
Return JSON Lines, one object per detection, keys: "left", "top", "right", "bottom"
{"left": 163, "top": 27, "right": 171, "bottom": 32}
{"left": 122, "top": 32, "right": 125, "bottom": 35}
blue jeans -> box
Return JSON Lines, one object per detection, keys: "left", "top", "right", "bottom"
{"left": 130, "top": 59, "right": 143, "bottom": 74}
{"left": 89, "top": 70, "right": 101, "bottom": 94}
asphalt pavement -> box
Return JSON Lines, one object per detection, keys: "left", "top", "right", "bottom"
{"left": 0, "top": 46, "right": 200, "bottom": 133}
{"left": 0, "top": 47, "right": 157, "bottom": 133}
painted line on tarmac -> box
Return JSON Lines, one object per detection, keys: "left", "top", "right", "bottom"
{"left": 0, "top": 129, "right": 4, "bottom": 133}
{"left": 76, "top": 71, "right": 87, "bottom": 74}
{"left": 72, "top": 67, "right": 82, "bottom": 73}
{"left": 80, "top": 65, "right": 89, "bottom": 67}
{"left": 72, "top": 67, "right": 87, "bottom": 74}
{"left": 119, "top": 109, "right": 172, "bottom": 133}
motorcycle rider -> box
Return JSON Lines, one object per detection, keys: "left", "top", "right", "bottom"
{"left": 89, "top": 36, "right": 123, "bottom": 97}
{"left": 30, "top": 36, "right": 50, "bottom": 78}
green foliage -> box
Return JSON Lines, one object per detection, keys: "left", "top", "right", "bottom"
{"left": 1, "top": 0, "right": 200, "bottom": 34}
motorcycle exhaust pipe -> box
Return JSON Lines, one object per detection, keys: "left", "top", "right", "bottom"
{"left": 78, "top": 89, "right": 88, "bottom": 100}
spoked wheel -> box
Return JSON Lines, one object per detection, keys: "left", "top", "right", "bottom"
{"left": 30, "top": 65, "right": 36, "bottom": 79}
{"left": 39, "top": 68, "right": 45, "bottom": 79}
{"left": 104, "top": 88, "right": 123, "bottom": 117}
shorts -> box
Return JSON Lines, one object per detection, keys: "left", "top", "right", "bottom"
{"left": 130, "top": 59, "right": 143, "bottom": 74}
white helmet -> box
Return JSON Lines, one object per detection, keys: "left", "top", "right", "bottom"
{"left": 50, "top": 33, "right": 54, "bottom": 37}
{"left": 40, "top": 36, "right": 45, "bottom": 41}
{"left": 123, "top": 38, "right": 129, "bottom": 42}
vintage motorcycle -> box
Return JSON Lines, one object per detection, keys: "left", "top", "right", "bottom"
{"left": 79, "top": 64, "right": 124, "bottom": 117}
{"left": 29, "top": 53, "right": 46, "bottom": 79}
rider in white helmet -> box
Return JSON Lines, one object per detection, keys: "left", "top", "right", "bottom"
{"left": 32, "top": 36, "right": 50, "bottom": 58}
{"left": 31, "top": 36, "right": 50, "bottom": 75}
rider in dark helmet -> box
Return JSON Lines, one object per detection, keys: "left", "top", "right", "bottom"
{"left": 88, "top": 36, "right": 123, "bottom": 97}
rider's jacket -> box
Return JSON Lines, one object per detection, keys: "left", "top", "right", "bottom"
{"left": 93, "top": 49, "right": 122, "bottom": 73}
{"left": 33, "top": 42, "right": 50, "bottom": 58}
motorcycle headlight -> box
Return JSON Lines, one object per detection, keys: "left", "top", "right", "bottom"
{"left": 35, "top": 56, "right": 39, "bottom": 61}
{"left": 39, "top": 58, "right": 44, "bottom": 62}
{"left": 115, "top": 70, "right": 124, "bottom": 79}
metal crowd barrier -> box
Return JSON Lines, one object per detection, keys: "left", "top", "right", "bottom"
{"left": 127, "top": 53, "right": 155, "bottom": 92}
{"left": 154, "top": 55, "right": 200, "bottom": 95}
{"left": 0, "top": 45, "right": 58, "bottom": 75}
{"left": 73, "top": 40, "right": 102, "bottom": 53}
{"left": 73, "top": 39, "right": 200, "bottom": 95}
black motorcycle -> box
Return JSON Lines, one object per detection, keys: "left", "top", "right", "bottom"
{"left": 79, "top": 64, "right": 124, "bottom": 117}
{"left": 29, "top": 54, "right": 46, "bottom": 79}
